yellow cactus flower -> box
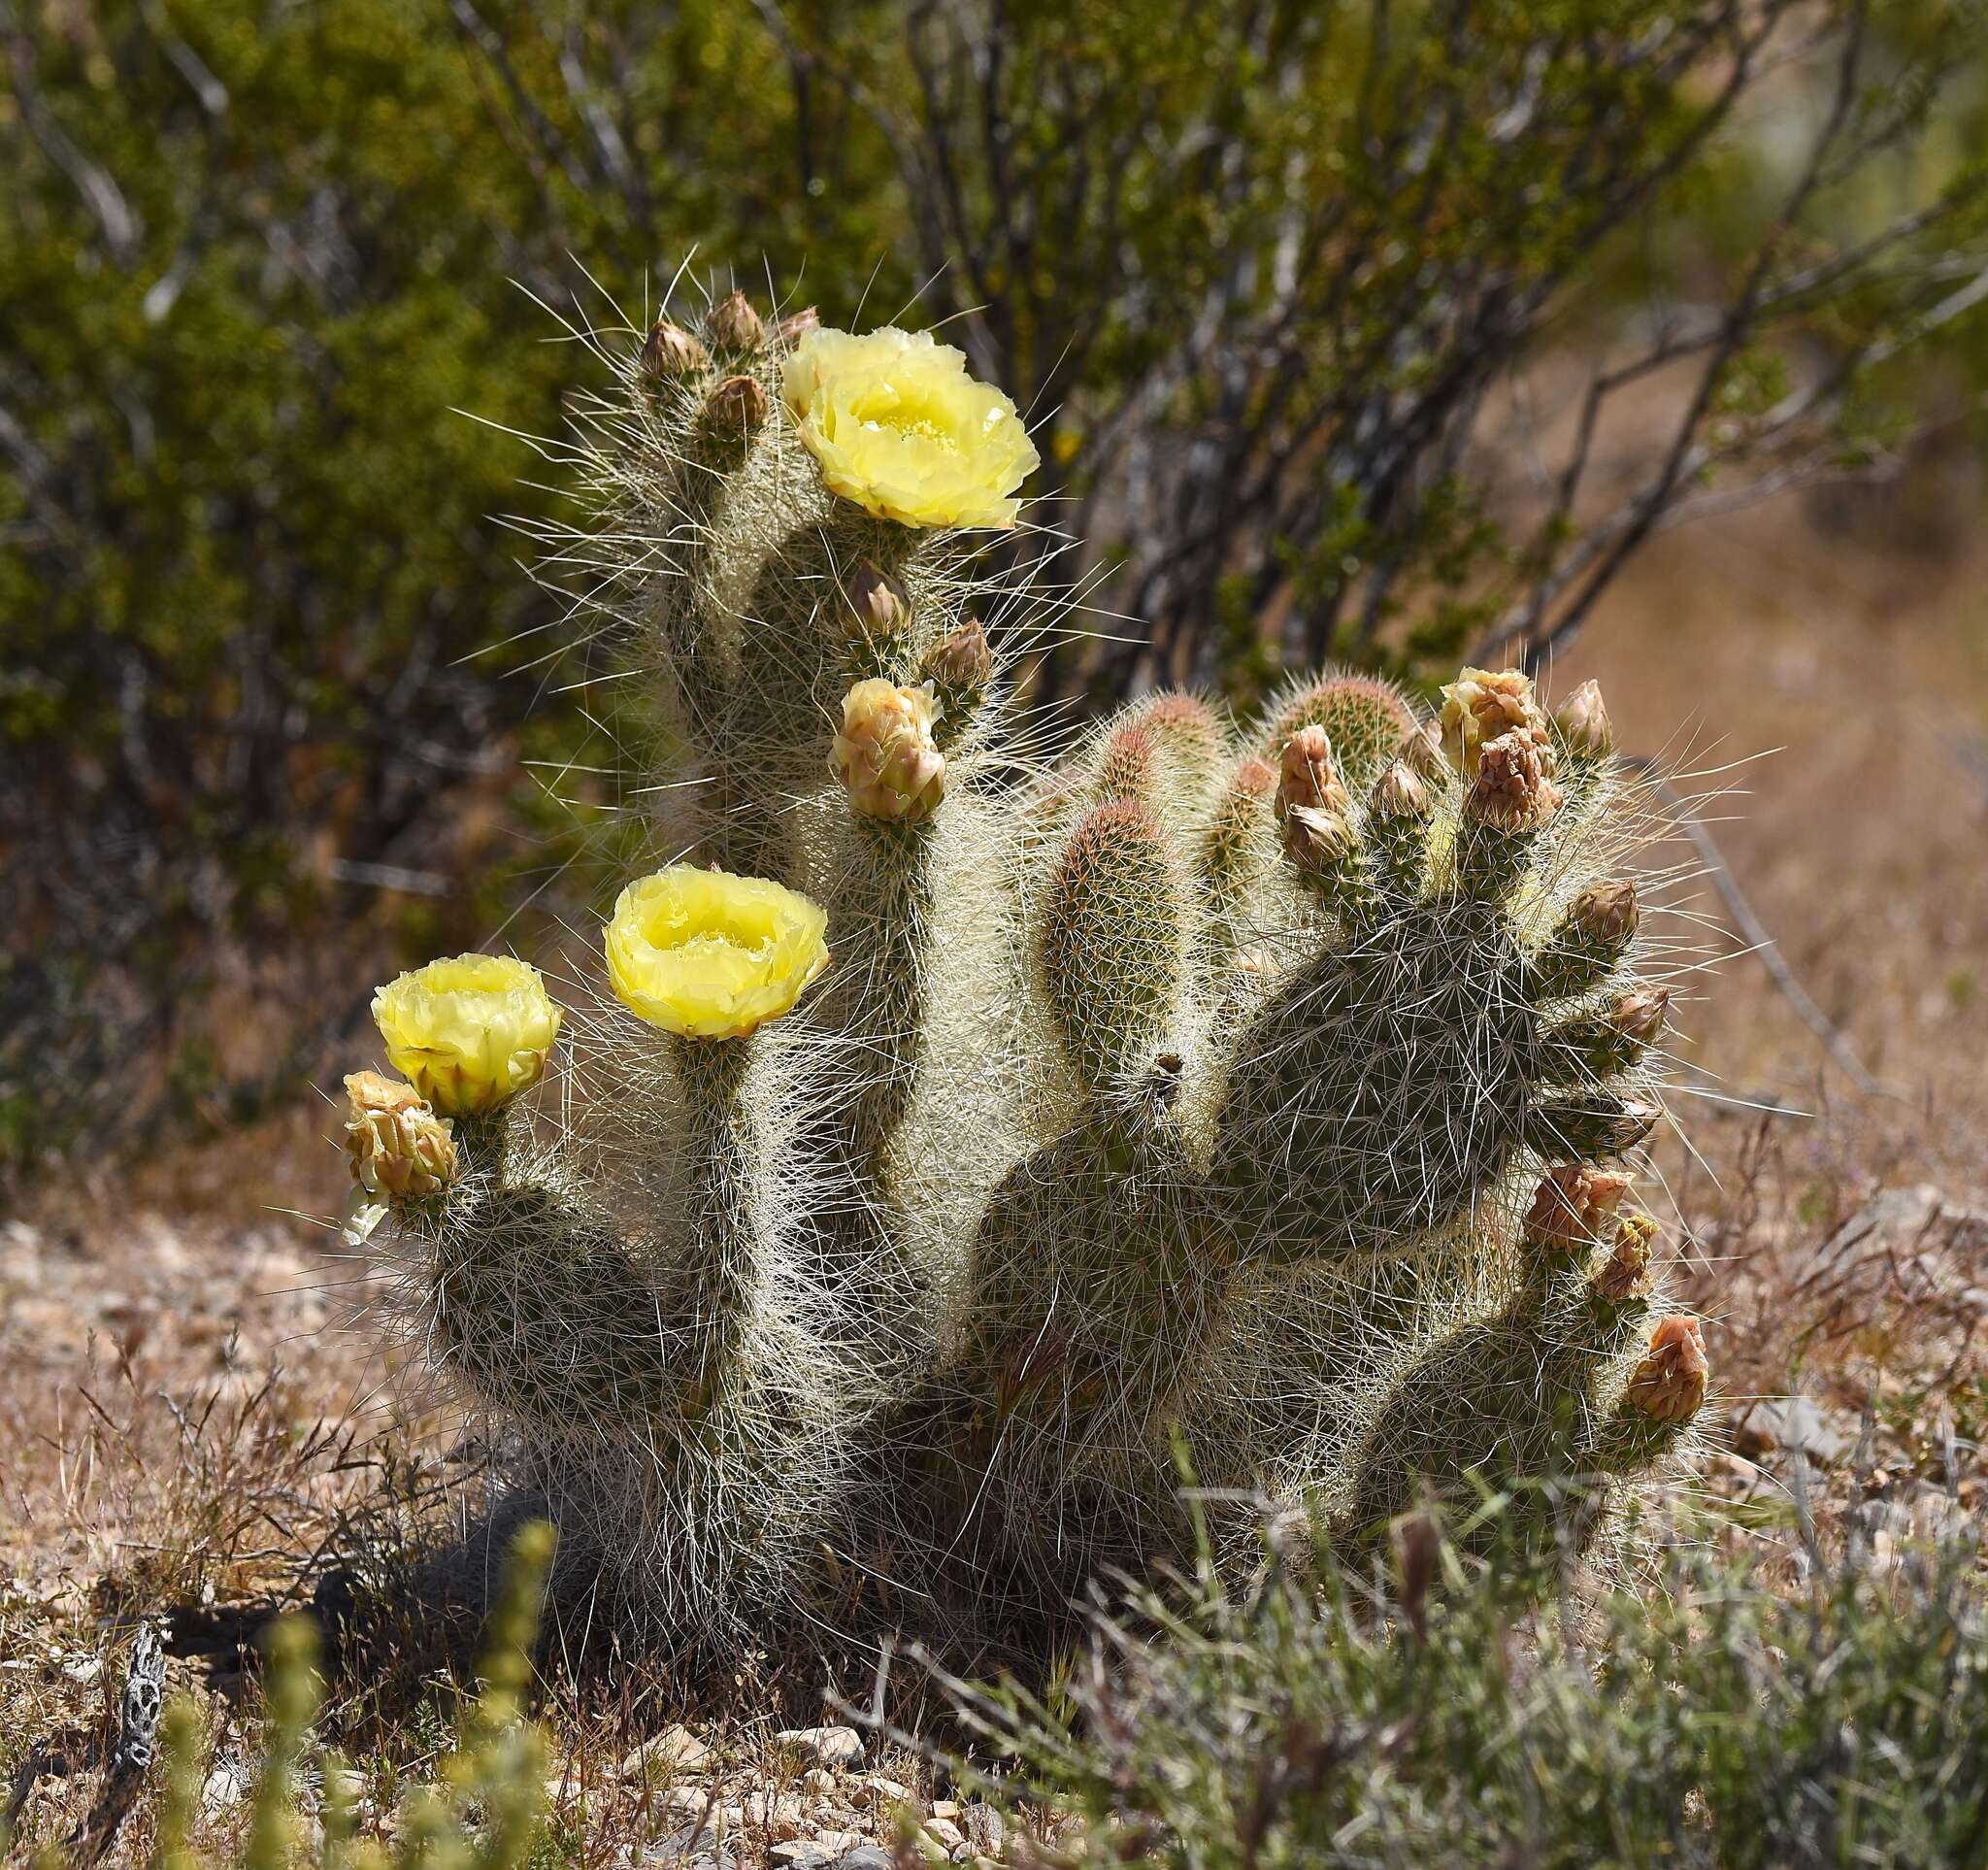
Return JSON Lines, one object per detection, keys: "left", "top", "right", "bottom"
{"left": 371, "top": 953, "right": 562, "bottom": 1116}
{"left": 606, "top": 865, "right": 829, "bottom": 1040}
{"left": 781, "top": 325, "right": 1040, "bottom": 529}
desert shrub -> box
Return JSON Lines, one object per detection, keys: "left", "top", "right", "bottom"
{"left": 946, "top": 1502, "right": 1988, "bottom": 1868}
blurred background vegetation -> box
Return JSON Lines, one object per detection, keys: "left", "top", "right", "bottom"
{"left": 6, "top": 0, "right": 1988, "bottom": 1178}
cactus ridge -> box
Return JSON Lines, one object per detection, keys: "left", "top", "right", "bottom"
{"left": 354, "top": 284, "right": 1709, "bottom": 1658}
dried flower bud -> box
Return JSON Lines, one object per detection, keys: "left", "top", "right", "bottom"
{"left": 1594, "top": 1211, "right": 1660, "bottom": 1303}
{"left": 777, "top": 304, "right": 821, "bottom": 344}
{"left": 1371, "top": 757, "right": 1432, "bottom": 820}
{"left": 920, "top": 616, "right": 993, "bottom": 697}
{"left": 1440, "top": 666, "right": 1549, "bottom": 778}
{"left": 707, "top": 288, "right": 765, "bottom": 351}
{"left": 1626, "top": 1314, "right": 1708, "bottom": 1424}
{"left": 1569, "top": 880, "right": 1640, "bottom": 948}
{"left": 1555, "top": 679, "right": 1612, "bottom": 757}
{"left": 1283, "top": 803, "right": 1355, "bottom": 873}
{"left": 1276, "top": 726, "right": 1350, "bottom": 823}
{"left": 1612, "top": 985, "right": 1671, "bottom": 1046}
{"left": 641, "top": 317, "right": 709, "bottom": 380}
{"left": 1524, "top": 1164, "right": 1632, "bottom": 1253}
{"left": 345, "top": 1070, "right": 457, "bottom": 1206}
{"left": 1399, "top": 721, "right": 1448, "bottom": 784}
{"left": 832, "top": 679, "right": 946, "bottom": 822}
{"left": 706, "top": 373, "right": 769, "bottom": 433}
{"left": 844, "top": 559, "right": 911, "bottom": 638}
{"left": 1531, "top": 1093, "right": 1662, "bottom": 1161}
{"left": 1466, "top": 730, "right": 1564, "bottom": 831}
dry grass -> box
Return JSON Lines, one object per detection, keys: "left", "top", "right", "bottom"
{"left": 5, "top": 488, "right": 1988, "bottom": 1862}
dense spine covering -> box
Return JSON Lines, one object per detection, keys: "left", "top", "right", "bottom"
{"left": 337, "top": 284, "right": 1707, "bottom": 1654}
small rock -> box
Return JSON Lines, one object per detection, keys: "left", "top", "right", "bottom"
{"left": 776, "top": 1725, "right": 865, "bottom": 1771}
{"left": 924, "top": 1816, "right": 965, "bottom": 1853}
{"left": 202, "top": 1758, "right": 253, "bottom": 1814}
{"left": 826, "top": 1851, "right": 896, "bottom": 1870}
{"left": 930, "top": 1800, "right": 959, "bottom": 1820}
{"left": 864, "top": 1777, "right": 911, "bottom": 1801}
{"left": 622, "top": 1722, "right": 714, "bottom": 1779}
{"left": 802, "top": 1767, "right": 839, "bottom": 1795}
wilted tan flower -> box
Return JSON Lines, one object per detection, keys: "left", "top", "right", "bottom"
{"left": 1466, "top": 730, "right": 1564, "bottom": 831}
{"left": 1595, "top": 1211, "right": 1659, "bottom": 1303}
{"left": 345, "top": 1071, "right": 457, "bottom": 1200}
{"left": 1524, "top": 1165, "right": 1632, "bottom": 1253}
{"left": 1626, "top": 1314, "right": 1709, "bottom": 1424}
{"left": 1440, "top": 666, "right": 1549, "bottom": 778}
{"left": 1555, "top": 679, "right": 1613, "bottom": 757}
{"left": 1283, "top": 803, "right": 1356, "bottom": 873}
{"left": 1399, "top": 720, "right": 1448, "bottom": 784}
{"left": 832, "top": 679, "right": 946, "bottom": 822}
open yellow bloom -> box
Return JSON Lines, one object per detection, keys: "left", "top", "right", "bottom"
{"left": 371, "top": 953, "right": 562, "bottom": 1115}
{"left": 782, "top": 325, "right": 1040, "bottom": 529}
{"left": 606, "top": 866, "right": 829, "bottom": 1040}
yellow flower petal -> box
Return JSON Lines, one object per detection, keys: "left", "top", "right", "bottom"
{"left": 781, "top": 325, "right": 1040, "bottom": 530}
{"left": 605, "top": 866, "right": 830, "bottom": 1040}
{"left": 370, "top": 953, "right": 562, "bottom": 1116}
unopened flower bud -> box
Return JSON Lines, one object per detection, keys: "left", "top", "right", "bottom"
{"left": 1594, "top": 1211, "right": 1659, "bottom": 1303}
{"left": 1440, "top": 666, "right": 1549, "bottom": 778}
{"left": 844, "top": 560, "right": 911, "bottom": 638}
{"left": 832, "top": 679, "right": 946, "bottom": 823}
{"left": 1570, "top": 880, "right": 1640, "bottom": 948}
{"left": 344, "top": 1071, "right": 457, "bottom": 1227}
{"left": 1465, "top": 730, "right": 1563, "bottom": 831}
{"left": 777, "top": 304, "right": 821, "bottom": 344}
{"left": 706, "top": 373, "right": 769, "bottom": 433}
{"left": 707, "top": 288, "right": 765, "bottom": 351}
{"left": 1626, "top": 1314, "right": 1708, "bottom": 1424}
{"left": 1276, "top": 726, "right": 1349, "bottom": 823}
{"left": 1524, "top": 1164, "right": 1632, "bottom": 1253}
{"left": 1399, "top": 721, "right": 1448, "bottom": 784}
{"left": 919, "top": 616, "right": 993, "bottom": 698}
{"left": 1555, "top": 679, "right": 1612, "bottom": 757}
{"left": 1530, "top": 1093, "right": 1661, "bottom": 1160}
{"left": 1612, "top": 985, "right": 1670, "bottom": 1046}
{"left": 641, "top": 317, "right": 709, "bottom": 380}
{"left": 1283, "top": 803, "right": 1355, "bottom": 873}
{"left": 1371, "top": 757, "right": 1432, "bottom": 820}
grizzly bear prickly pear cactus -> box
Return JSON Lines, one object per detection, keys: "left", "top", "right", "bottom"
{"left": 336, "top": 286, "right": 1706, "bottom": 1654}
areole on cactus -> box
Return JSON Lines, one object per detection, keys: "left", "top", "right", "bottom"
{"left": 338, "top": 286, "right": 1706, "bottom": 1656}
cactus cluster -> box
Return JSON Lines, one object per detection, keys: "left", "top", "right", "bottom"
{"left": 339, "top": 285, "right": 1706, "bottom": 1655}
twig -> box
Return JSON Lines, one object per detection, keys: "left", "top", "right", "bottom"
{"left": 63, "top": 1621, "right": 167, "bottom": 1867}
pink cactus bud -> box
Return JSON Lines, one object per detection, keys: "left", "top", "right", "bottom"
{"left": 1613, "top": 985, "right": 1671, "bottom": 1046}
{"left": 1626, "top": 1314, "right": 1708, "bottom": 1424}
{"left": 641, "top": 318, "right": 708, "bottom": 380}
{"left": 844, "top": 559, "right": 911, "bottom": 638}
{"left": 777, "top": 304, "right": 821, "bottom": 344}
{"left": 1555, "top": 679, "right": 1612, "bottom": 757}
{"left": 1571, "top": 880, "right": 1640, "bottom": 947}
{"left": 1371, "top": 757, "right": 1432, "bottom": 820}
{"left": 707, "top": 288, "right": 766, "bottom": 351}
{"left": 706, "top": 373, "right": 769, "bottom": 433}
{"left": 832, "top": 679, "right": 946, "bottom": 823}
{"left": 1276, "top": 726, "right": 1350, "bottom": 823}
